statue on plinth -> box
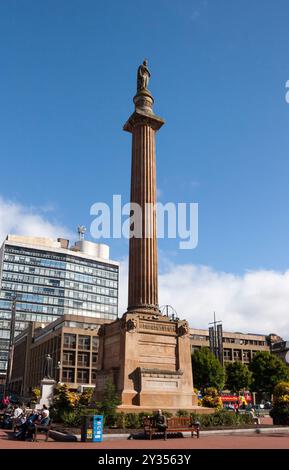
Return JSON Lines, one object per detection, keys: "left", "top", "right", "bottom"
{"left": 43, "top": 354, "right": 53, "bottom": 379}
{"left": 137, "top": 59, "right": 151, "bottom": 92}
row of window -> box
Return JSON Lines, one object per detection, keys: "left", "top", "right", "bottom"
{"left": 0, "top": 311, "right": 59, "bottom": 324}
{"left": 62, "top": 351, "right": 98, "bottom": 366}
{"left": 0, "top": 299, "right": 118, "bottom": 315}
{"left": 3, "top": 264, "right": 118, "bottom": 286}
{"left": 0, "top": 360, "right": 7, "bottom": 371}
{"left": 2, "top": 281, "right": 117, "bottom": 299}
{"left": 63, "top": 321, "right": 100, "bottom": 329}
{"left": 223, "top": 338, "right": 266, "bottom": 346}
{"left": 192, "top": 346, "right": 260, "bottom": 361}
{"left": 2, "top": 272, "right": 118, "bottom": 290}
{"left": 63, "top": 333, "right": 98, "bottom": 350}
{"left": 62, "top": 368, "right": 97, "bottom": 383}
{"left": 191, "top": 334, "right": 266, "bottom": 347}
{"left": 5, "top": 246, "right": 118, "bottom": 272}
{"left": 191, "top": 335, "right": 208, "bottom": 341}
{"left": 3, "top": 258, "right": 118, "bottom": 281}
{"left": 2, "top": 321, "right": 31, "bottom": 331}
{"left": 224, "top": 349, "right": 252, "bottom": 358}
{"left": 2, "top": 291, "right": 117, "bottom": 307}
{"left": 5, "top": 254, "right": 66, "bottom": 269}
{"left": 0, "top": 340, "right": 9, "bottom": 350}
{"left": 0, "top": 330, "right": 10, "bottom": 339}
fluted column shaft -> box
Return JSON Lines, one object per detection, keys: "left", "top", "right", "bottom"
{"left": 128, "top": 123, "right": 158, "bottom": 311}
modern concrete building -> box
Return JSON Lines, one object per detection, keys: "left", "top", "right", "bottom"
{"left": 10, "top": 314, "right": 112, "bottom": 395}
{"left": 0, "top": 235, "right": 119, "bottom": 382}
{"left": 190, "top": 327, "right": 272, "bottom": 364}
{"left": 271, "top": 340, "right": 289, "bottom": 367}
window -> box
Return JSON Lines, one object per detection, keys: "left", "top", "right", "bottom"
{"left": 233, "top": 350, "right": 241, "bottom": 360}
{"left": 62, "top": 368, "right": 75, "bottom": 382}
{"left": 92, "top": 337, "right": 98, "bottom": 351}
{"left": 92, "top": 353, "right": 98, "bottom": 366}
{"left": 243, "top": 350, "right": 250, "bottom": 361}
{"left": 91, "top": 370, "right": 97, "bottom": 381}
{"left": 78, "top": 352, "right": 89, "bottom": 367}
{"left": 77, "top": 369, "right": 89, "bottom": 384}
{"left": 224, "top": 349, "right": 231, "bottom": 359}
{"left": 63, "top": 351, "right": 75, "bottom": 366}
{"left": 63, "top": 334, "right": 76, "bottom": 349}
{"left": 78, "top": 335, "right": 90, "bottom": 350}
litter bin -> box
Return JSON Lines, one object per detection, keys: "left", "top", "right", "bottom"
{"left": 81, "top": 415, "right": 104, "bottom": 442}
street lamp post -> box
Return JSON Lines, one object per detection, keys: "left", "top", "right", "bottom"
{"left": 57, "top": 361, "right": 62, "bottom": 384}
{"left": 4, "top": 293, "right": 17, "bottom": 396}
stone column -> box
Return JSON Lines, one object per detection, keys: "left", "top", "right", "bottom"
{"left": 124, "top": 88, "right": 164, "bottom": 314}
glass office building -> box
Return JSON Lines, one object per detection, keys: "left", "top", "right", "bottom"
{"left": 0, "top": 235, "right": 119, "bottom": 382}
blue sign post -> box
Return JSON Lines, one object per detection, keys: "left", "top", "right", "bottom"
{"left": 92, "top": 415, "right": 104, "bottom": 442}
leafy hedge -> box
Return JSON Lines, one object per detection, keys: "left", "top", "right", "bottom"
{"left": 270, "top": 407, "right": 289, "bottom": 425}
{"left": 190, "top": 410, "right": 253, "bottom": 428}
{"left": 59, "top": 409, "right": 253, "bottom": 429}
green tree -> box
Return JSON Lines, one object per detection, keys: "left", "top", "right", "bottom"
{"left": 201, "top": 387, "right": 223, "bottom": 408}
{"left": 31, "top": 387, "right": 41, "bottom": 405}
{"left": 192, "top": 347, "right": 225, "bottom": 393}
{"left": 225, "top": 362, "right": 251, "bottom": 393}
{"left": 53, "top": 384, "right": 78, "bottom": 413}
{"left": 78, "top": 388, "right": 94, "bottom": 407}
{"left": 96, "top": 379, "right": 121, "bottom": 426}
{"left": 249, "top": 352, "right": 289, "bottom": 398}
{"left": 270, "top": 381, "right": 289, "bottom": 425}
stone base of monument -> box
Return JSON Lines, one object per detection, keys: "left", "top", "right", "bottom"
{"left": 93, "top": 312, "right": 207, "bottom": 413}
{"left": 117, "top": 405, "right": 213, "bottom": 415}
{"left": 36, "top": 378, "right": 56, "bottom": 409}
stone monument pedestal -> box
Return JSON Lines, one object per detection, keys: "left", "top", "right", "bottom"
{"left": 38, "top": 378, "right": 56, "bottom": 409}
{"left": 93, "top": 312, "right": 198, "bottom": 412}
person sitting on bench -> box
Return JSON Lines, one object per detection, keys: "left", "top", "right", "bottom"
{"left": 249, "top": 408, "right": 260, "bottom": 425}
{"left": 154, "top": 410, "right": 168, "bottom": 437}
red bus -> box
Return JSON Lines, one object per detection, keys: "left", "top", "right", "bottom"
{"left": 220, "top": 393, "right": 252, "bottom": 408}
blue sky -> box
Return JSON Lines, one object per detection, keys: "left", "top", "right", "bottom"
{"left": 1, "top": 0, "right": 289, "bottom": 277}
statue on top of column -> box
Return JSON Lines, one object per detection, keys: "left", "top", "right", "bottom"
{"left": 137, "top": 59, "right": 151, "bottom": 92}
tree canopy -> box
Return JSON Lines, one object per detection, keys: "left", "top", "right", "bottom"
{"left": 225, "top": 362, "right": 251, "bottom": 393}
{"left": 192, "top": 347, "right": 225, "bottom": 393}
{"left": 249, "top": 352, "right": 289, "bottom": 397}
{"left": 96, "top": 379, "right": 121, "bottom": 425}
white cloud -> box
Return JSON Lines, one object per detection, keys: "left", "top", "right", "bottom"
{"left": 118, "top": 258, "right": 289, "bottom": 339}
{"left": 0, "top": 196, "right": 73, "bottom": 245}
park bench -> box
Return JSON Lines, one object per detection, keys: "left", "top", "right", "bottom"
{"left": 33, "top": 418, "right": 52, "bottom": 442}
{"left": 143, "top": 416, "right": 200, "bottom": 440}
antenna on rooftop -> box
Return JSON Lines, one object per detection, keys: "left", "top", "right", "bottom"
{"left": 77, "top": 225, "right": 86, "bottom": 241}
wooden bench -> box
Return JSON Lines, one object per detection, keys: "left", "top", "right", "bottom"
{"left": 143, "top": 416, "right": 200, "bottom": 440}
{"left": 33, "top": 419, "right": 52, "bottom": 442}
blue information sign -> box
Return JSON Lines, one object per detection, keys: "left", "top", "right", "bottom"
{"left": 92, "top": 415, "right": 103, "bottom": 442}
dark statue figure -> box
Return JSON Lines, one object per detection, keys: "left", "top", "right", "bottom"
{"left": 137, "top": 59, "right": 151, "bottom": 92}
{"left": 44, "top": 354, "right": 53, "bottom": 379}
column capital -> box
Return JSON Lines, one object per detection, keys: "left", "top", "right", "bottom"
{"left": 123, "top": 109, "right": 164, "bottom": 133}
{"left": 123, "top": 88, "right": 164, "bottom": 133}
